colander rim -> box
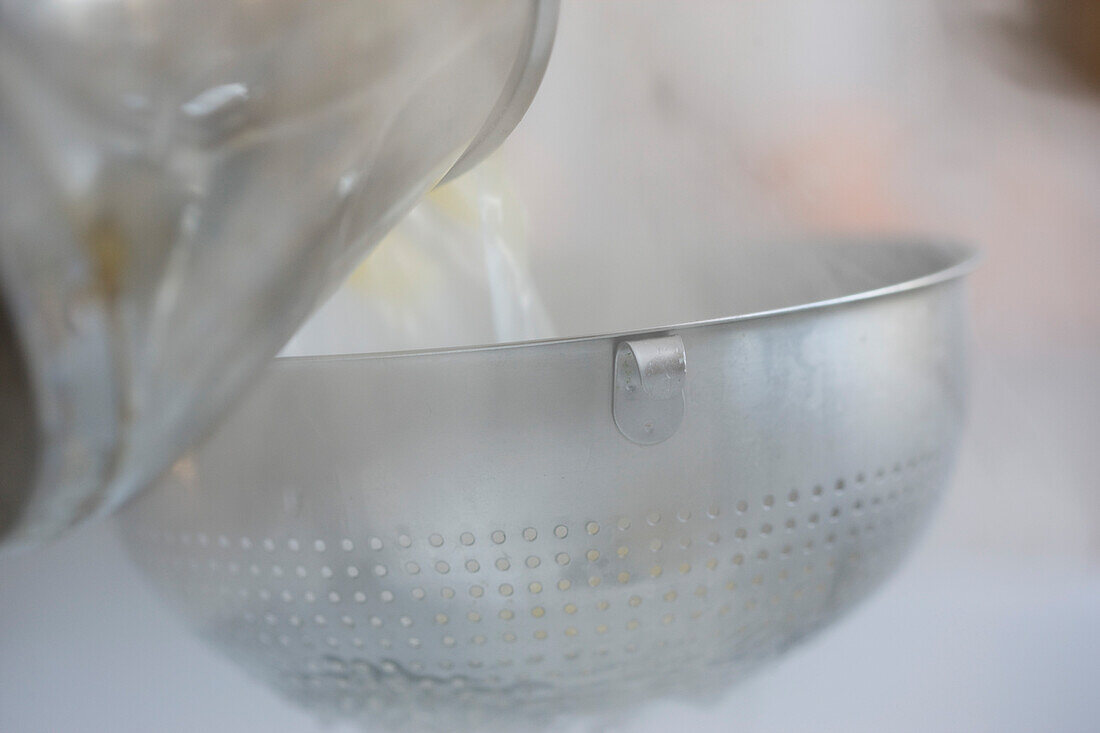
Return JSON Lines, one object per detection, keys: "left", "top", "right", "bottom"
{"left": 277, "top": 237, "right": 980, "bottom": 365}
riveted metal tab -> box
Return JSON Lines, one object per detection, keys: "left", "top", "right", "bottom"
{"left": 613, "top": 335, "right": 686, "bottom": 445}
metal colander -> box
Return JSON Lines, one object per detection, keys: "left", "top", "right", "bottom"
{"left": 118, "top": 240, "right": 976, "bottom": 730}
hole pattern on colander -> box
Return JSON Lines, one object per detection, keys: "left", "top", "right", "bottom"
{"left": 127, "top": 452, "right": 946, "bottom": 722}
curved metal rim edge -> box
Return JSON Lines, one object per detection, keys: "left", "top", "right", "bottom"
{"left": 438, "top": 0, "right": 561, "bottom": 185}
{"left": 278, "top": 239, "right": 980, "bottom": 365}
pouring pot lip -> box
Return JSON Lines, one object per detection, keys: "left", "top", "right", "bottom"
{"left": 438, "top": 0, "right": 561, "bottom": 186}
{"left": 277, "top": 238, "right": 980, "bottom": 366}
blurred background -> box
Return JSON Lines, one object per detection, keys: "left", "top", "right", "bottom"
{"left": 2, "top": 1, "right": 1098, "bottom": 731}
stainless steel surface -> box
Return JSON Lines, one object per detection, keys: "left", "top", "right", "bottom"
{"left": 613, "top": 335, "right": 687, "bottom": 445}
{"left": 0, "top": 0, "right": 558, "bottom": 549}
{"left": 118, "top": 240, "right": 976, "bottom": 729}
{"left": 439, "top": 0, "right": 560, "bottom": 185}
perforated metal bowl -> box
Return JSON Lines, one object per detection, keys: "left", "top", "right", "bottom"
{"left": 118, "top": 240, "right": 976, "bottom": 730}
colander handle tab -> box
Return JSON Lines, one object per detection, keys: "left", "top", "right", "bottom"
{"left": 612, "top": 335, "right": 686, "bottom": 445}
